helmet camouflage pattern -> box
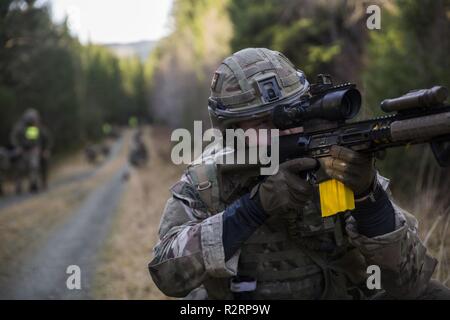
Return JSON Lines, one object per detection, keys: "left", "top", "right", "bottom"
{"left": 208, "top": 48, "right": 309, "bottom": 131}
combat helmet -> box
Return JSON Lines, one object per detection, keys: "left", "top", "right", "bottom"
{"left": 22, "top": 108, "right": 40, "bottom": 126}
{"left": 208, "top": 48, "right": 309, "bottom": 131}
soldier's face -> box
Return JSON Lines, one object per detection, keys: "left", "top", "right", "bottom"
{"left": 236, "top": 116, "right": 303, "bottom": 146}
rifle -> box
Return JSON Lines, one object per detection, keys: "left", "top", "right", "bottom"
{"left": 271, "top": 74, "right": 450, "bottom": 217}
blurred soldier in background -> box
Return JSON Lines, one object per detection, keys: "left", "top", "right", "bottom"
{"left": 129, "top": 129, "right": 148, "bottom": 168}
{"left": 10, "top": 108, "right": 53, "bottom": 193}
{"left": 128, "top": 116, "right": 139, "bottom": 129}
{"left": 102, "top": 122, "right": 112, "bottom": 137}
{"left": 100, "top": 122, "right": 114, "bottom": 158}
{"left": 100, "top": 143, "right": 110, "bottom": 158}
{"left": 84, "top": 144, "right": 99, "bottom": 165}
{"left": 149, "top": 48, "right": 450, "bottom": 300}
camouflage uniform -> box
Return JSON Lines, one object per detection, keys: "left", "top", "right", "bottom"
{"left": 10, "top": 109, "right": 53, "bottom": 192}
{"left": 148, "top": 48, "right": 448, "bottom": 299}
{"left": 149, "top": 150, "right": 440, "bottom": 299}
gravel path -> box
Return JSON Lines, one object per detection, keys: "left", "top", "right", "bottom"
{"left": 0, "top": 164, "right": 129, "bottom": 299}
{"left": 0, "top": 135, "right": 130, "bottom": 299}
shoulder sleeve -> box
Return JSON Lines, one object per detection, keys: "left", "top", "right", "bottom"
{"left": 148, "top": 173, "right": 239, "bottom": 297}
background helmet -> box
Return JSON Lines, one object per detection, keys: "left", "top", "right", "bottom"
{"left": 208, "top": 48, "right": 309, "bottom": 131}
{"left": 22, "top": 108, "right": 40, "bottom": 126}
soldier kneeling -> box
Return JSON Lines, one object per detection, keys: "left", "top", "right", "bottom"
{"left": 148, "top": 48, "right": 450, "bottom": 300}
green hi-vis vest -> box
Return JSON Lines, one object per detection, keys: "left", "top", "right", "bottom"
{"left": 102, "top": 123, "right": 112, "bottom": 135}
{"left": 25, "top": 126, "right": 40, "bottom": 141}
{"left": 129, "top": 116, "right": 138, "bottom": 128}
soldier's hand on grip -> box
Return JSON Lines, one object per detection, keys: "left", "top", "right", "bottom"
{"left": 256, "top": 158, "right": 317, "bottom": 216}
{"left": 317, "top": 145, "right": 376, "bottom": 196}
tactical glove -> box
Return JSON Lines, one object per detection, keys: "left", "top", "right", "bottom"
{"left": 255, "top": 158, "right": 317, "bottom": 216}
{"left": 317, "top": 145, "right": 376, "bottom": 197}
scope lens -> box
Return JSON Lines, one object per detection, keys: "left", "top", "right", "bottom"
{"left": 340, "top": 95, "right": 352, "bottom": 117}
{"left": 340, "top": 89, "right": 361, "bottom": 119}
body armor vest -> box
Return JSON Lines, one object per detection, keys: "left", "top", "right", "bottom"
{"left": 187, "top": 157, "right": 369, "bottom": 299}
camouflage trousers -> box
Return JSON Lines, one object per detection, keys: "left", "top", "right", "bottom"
{"left": 15, "top": 147, "right": 41, "bottom": 193}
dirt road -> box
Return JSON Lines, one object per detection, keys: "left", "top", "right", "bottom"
{"left": 0, "top": 128, "right": 180, "bottom": 299}
{"left": 0, "top": 134, "right": 132, "bottom": 299}
{"left": 2, "top": 165, "right": 128, "bottom": 299}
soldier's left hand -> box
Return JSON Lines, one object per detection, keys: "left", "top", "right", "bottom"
{"left": 317, "top": 145, "right": 376, "bottom": 197}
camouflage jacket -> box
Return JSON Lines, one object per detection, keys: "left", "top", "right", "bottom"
{"left": 148, "top": 153, "right": 437, "bottom": 300}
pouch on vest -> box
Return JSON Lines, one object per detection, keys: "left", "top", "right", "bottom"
{"left": 187, "top": 162, "right": 224, "bottom": 214}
